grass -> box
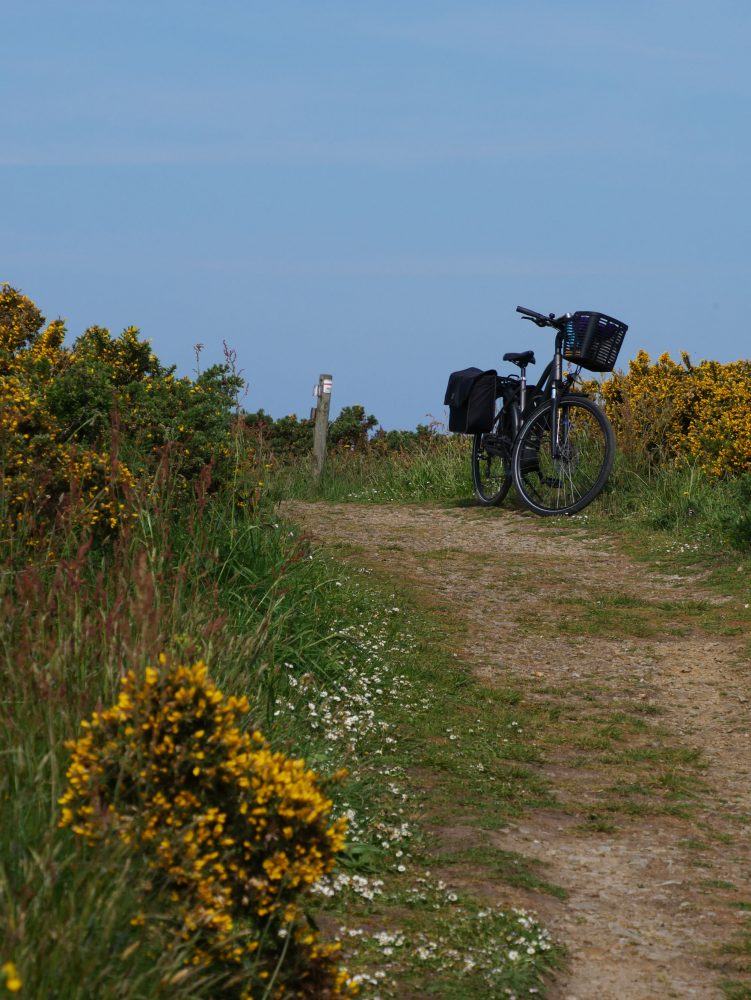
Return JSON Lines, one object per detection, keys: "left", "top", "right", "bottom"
{"left": 437, "top": 845, "right": 569, "bottom": 899}
{"left": 248, "top": 417, "right": 751, "bottom": 995}
{"left": 1, "top": 470, "right": 572, "bottom": 996}
{"left": 268, "top": 435, "right": 472, "bottom": 506}
{"left": 544, "top": 591, "right": 722, "bottom": 641}
{"left": 722, "top": 985, "right": 751, "bottom": 1000}
{"left": 3, "top": 486, "right": 376, "bottom": 995}
{"left": 6, "top": 397, "right": 751, "bottom": 994}
{"left": 264, "top": 547, "right": 571, "bottom": 995}
{"left": 721, "top": 909, "right": 751, "bottom": 1000}
{"left": 348, "top": 887, "right": 559, "bottom": 998}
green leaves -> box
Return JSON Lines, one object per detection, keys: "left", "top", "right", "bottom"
{"left": 1, "top": 285, "right": 249, "bottom": 538}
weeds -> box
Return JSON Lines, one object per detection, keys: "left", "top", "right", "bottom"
{"left": 1, "top": 286, "right": 563, "bottom": 996}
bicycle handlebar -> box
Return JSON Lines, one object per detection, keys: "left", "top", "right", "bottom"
{"left": 515, "top": 306, "right": 570, "bottom": 329}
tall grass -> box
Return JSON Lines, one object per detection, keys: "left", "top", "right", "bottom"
{"left": 0, "top": 460, "right": 381, "bottom": 996}
{"left": 596, "top": 454, "right": 749, "bottom": 540}
{"left": 269, "top": 434, "right": 472, "bottom": 505}
{"left": 3, "top": 450, "right": 564, "bottom": 995}
{"left": 1, "top": 284, "right": 565, "bottom": 995}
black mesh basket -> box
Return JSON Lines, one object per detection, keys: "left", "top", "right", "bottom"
{"left": 563, "top": 312, "right": 628, "bottom": 373}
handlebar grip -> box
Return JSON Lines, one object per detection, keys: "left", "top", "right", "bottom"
{"left": 516, "top": 305, "right": 549, "bottom": 323}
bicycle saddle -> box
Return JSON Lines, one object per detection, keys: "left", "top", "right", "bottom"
{"left": 503, "top": 351, "right": 536, "bottom": 367}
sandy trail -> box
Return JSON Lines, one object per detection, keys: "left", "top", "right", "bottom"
{"left": 283, "top": 500, "right": 751, "bottom": 1000}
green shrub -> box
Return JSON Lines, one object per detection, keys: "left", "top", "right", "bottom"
{"left": 59, "top": 657, "right": 355, "bottom": 997}
{"left": 0, "top": 283, "right": 246, "bottom": 540}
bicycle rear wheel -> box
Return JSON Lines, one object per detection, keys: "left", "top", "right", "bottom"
{"left": 511, "top": 395, "right": 615, "bottom": 516}
{"left": 472, "top": 428, "right": 512, "bottom": 506}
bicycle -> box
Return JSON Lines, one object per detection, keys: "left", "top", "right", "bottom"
{"left": 470, "top": 305, "right": 628, "bottom": 516}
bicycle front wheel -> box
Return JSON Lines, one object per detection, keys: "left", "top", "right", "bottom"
{"left": 472, "top": 431, "right": 512, "bottom": 506}
{"left": 511, "top": 395, "right": 615, "bottom": 516}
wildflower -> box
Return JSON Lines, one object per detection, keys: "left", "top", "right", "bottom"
{"left": 59, "top": 657, "right": 354, "bottom": 996}
{"left": 1, "top": 963, "right": 22, "bottom": 992}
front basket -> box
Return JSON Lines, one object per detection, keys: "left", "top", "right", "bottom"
{"left": 563, "top": 312, "right": 628, "bottom": 373}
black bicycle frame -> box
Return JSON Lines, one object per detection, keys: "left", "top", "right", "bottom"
{"left": 491, "top": 329, "right": 572, "bottom": 462}
{"left": 529, "top": 330, "right": 568, "bottom": 461}
{"left": 549, "top": 331, "right": 565, "bottom": 460}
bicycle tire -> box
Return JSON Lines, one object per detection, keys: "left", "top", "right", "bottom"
{"left": 472, "top": 432, "right": 512, "bottom": 506}
{"left": 511, "top": 395, "right": 615, "bottom": 516}
{"left": 471, "top": 400, "right": 514, "bottom": 507}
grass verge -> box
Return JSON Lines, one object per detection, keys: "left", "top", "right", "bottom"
{"left": 281, "top": 547, "right": 565, "bottom": 996}
{"left": 1, "top": 487, "right": 564, "bottom": 996}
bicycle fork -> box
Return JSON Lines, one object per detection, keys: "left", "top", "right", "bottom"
{"left": 549, "top": 343, "right": 564, "bottom": 461}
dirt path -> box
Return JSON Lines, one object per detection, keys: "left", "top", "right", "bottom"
{"left": 283, "top": 501, "right": 751, "bottom": 1000}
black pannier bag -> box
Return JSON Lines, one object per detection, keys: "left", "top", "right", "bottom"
{"left": 444, "top": 367, "right": 497, "bottom": 434}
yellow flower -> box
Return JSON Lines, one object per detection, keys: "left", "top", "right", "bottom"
{"left": 600, "top": 350, "right": 751, "bottom": 476}
{"left": 1, "top": 962, "right": 22, "bottom": 992}
{"left": 59, "top": 657, "right": 350, "bottom": 985}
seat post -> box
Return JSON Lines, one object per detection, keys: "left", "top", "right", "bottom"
{"left": 502, "top": 351, "right": 536, "bottom": 412}
{"left": 519, "top": 364, "right": 527, "bottom": 411}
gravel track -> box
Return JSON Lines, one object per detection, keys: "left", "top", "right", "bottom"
{"left": 283, "top": 500, "right": 751, "bottom": 1000}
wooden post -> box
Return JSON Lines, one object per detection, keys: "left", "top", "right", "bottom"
{"left": 312, "top": 373, "right": 332, "bottom": 482}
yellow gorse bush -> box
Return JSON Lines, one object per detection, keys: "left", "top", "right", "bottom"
{"left": 59, "top": 656, "right": 356, "bottom": 998}
{"left": 1, "top": 283, "right": 249, "bottom": 541}
{"left": 0, "top": 286, "right": 136, "bottom": 536}
{"left": 599, "top": 350, "right": 751, "bottom": 477}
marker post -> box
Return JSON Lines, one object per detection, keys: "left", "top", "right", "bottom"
{"left": 312, "top": 373, "right": 332, "bottom": 482}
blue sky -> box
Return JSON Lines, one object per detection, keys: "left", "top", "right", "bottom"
{"left": 3, "top": 1, "right": 749, "bottom": 428}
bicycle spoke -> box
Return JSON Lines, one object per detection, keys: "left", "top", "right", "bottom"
{"left": 512, "top": 397, "right": 614, "bottom": 516}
